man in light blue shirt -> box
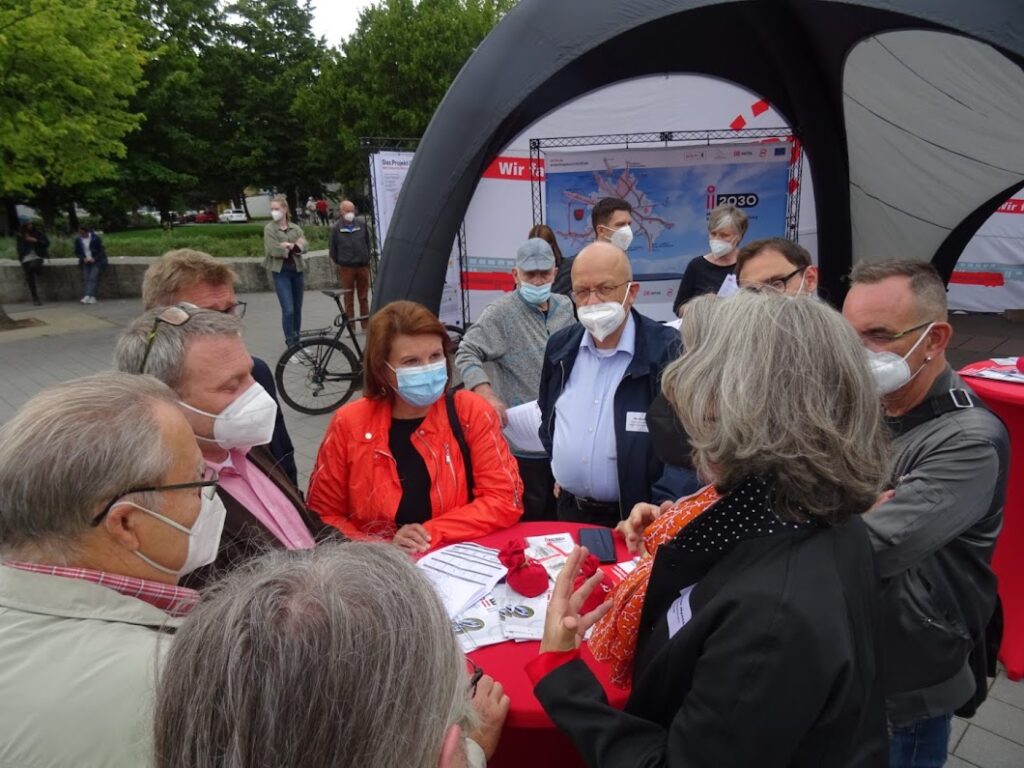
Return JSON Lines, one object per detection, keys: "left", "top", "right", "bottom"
{"left": 539, "top": 242, "right": 682, "bottom": 526}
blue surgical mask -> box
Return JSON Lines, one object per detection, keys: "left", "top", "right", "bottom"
{"left": 388, "top": 360, "right": 448, "bottom": 407}
{"left": 519, "top": 281, "right": 552, "bottom": 305}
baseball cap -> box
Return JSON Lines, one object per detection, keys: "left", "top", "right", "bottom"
{"left": 515, "top": 238, "right": 555, "bottom": 271}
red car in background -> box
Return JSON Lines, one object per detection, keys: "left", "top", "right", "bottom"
{"left": 194, "top": 210, "right": 218, "bottom": 224}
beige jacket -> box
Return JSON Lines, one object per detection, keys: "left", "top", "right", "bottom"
{"left": 0, "top": 565, "right": 181, "bottom": 767}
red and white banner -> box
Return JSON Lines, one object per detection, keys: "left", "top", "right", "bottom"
{"left": 947, "top": 187, "right": 1024, "bottom": 312}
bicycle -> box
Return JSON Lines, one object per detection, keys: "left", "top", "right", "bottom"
{"left": 274, "top": 289, "right": 467, "bottom": 415}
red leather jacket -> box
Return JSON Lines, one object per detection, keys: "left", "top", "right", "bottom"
{"left": 307, "top": 390, "right": 523, "bottom": 546}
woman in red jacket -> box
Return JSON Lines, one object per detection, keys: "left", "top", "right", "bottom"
{"left": 307, "top": 300, "right": 523, "bottom": 552}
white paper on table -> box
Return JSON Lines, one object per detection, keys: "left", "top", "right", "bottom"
{"left": 503, "top": 401, "right": 545, "bottom": 454}
{"left": 992, "top": 357, "right": 1019, "bottom": 366}
{"left": 525, "top": 532, "right": 575, "bottom": 580}
{"left": 963, "top": 367, "right": 1024, "bottom": 385}
{"left": 497, "top": 582, "right": 551, "bottom": 641}
{"left": 453, "top": 592, "right": 506, "bottom": 652}
{"left": 418, "top": 542, "right": 507, "bottom": 619}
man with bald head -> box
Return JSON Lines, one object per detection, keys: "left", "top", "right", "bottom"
{"left": 538, "top": 242, "right": 681, "bottom": 526}
{"left": 329, "top": 199, "right": 373, "bottom": 328}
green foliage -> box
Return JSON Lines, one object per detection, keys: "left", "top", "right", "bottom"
{"left": 0, "top": 0, "right": 147, "bottom": 196}
{"left": 297, "top": 0, "right": 516, "bottom": 198}
{"left": 1, "top": 223, "right": 330, "bottom": 260}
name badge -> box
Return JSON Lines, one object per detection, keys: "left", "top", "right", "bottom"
{"left": 625, "top": 411, "right": 649, "bottom": 433}
{"left": 667, "top": 584, "right": 696, "bottom": 639}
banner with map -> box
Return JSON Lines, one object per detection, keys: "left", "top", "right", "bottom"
{"left": 544, "top": 143, "right": 792, "bottom": 279}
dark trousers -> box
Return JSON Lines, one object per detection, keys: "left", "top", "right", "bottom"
{"left": 338, "top": 265, "right": 370, "bottom": 328}
{"left": 556, "top": 490, "right": 622, "bottom": 528}
{"left": 516, "top": 456, "right": 558, "bottom": 522}
{"left": 82, "top": 263, "right": 99, "bottom": 297}
{"left": 20, "top": 259, "right": 41, "bottom": 302}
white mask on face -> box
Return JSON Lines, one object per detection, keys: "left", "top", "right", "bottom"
{"left": 129, "top": 493, "right": 227, "bottom": 577}
{"left": 180, "top": 382, "right": 278, "bottom": 451}
{"left": 609, "top": 225, "right": 634, "bottom": 252}
{"left": 866, "top": 323, "right": 934, "bottom": 395}
{"left": 577, "top": 284, "right": 632, "bottom": 342}
{"left": 342, "top": 211, "right": 356, "bottom": 223}
{"left": 709, "top": 238, "right": 734, "bottom": 258}
{"left": 270, "top": 209, "right": 284, "bottom": 222}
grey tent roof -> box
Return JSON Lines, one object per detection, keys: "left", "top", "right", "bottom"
{"left": 375, "top": 0, "right": 1024, "bottom": 309}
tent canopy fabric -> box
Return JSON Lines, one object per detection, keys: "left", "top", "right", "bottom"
{"left": 375, "top": 0, "right": 1024, "bottom": 311}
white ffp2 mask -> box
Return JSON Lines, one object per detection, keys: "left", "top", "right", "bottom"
{"left": 180, "top": 382, "right": 278, "bottom": 451}
{"left": 130, "top": 493, "right": 227, "bottom": 577}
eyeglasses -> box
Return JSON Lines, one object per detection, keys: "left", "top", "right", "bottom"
{"left": 859, "top": 320, "right": 934, "bottom": 346}
{"left": 138, "top": 304, "right": 197, "bottom": 374}
{"left": 569, "top": 281, "right": 631, "bottom": 303}
{"left": 91, "top": 467, "right": 219, "bottom": 526}
{"left": 221, "top": 302, "right": 246, "bottom": 319}
{"left": 739, "top": 266, "right": 807, "bottom": 293}
{"left": 465, "top": 659, "right": 484, "bottom": 695}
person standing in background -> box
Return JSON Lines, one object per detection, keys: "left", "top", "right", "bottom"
{"left": 15, "top": 219, "right": 48, "bottom": 306}
{"left": 74, "top": 225, "right": 108, "bottom": 304}
{"left": 456, "top": 238, "right": 574, "bottom": 520}
{"left": 263, "top": 195, "right": 307, "bottom": 348}
{"left": 672, "top": 203, "right": 748, "bottom": 315}
{"left": 552, "top": 197, "right": 633, "bottom": 296}
{"left": 329, "top": 199, "right": 373, "bottom": 329}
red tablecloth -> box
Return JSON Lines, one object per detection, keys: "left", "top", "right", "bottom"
{"left": 960, "top": 361, "right": 1024, "bottom": 681}
{"left": 466, "top": 521, "right": 632, "bottom": 768}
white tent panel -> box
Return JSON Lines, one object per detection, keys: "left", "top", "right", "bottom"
{"left": 844, "top": 31, "right": 1024, "bottom": 267}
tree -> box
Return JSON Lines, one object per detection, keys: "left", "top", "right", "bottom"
{"left": 0, "top": 0, "right": 147, "bottom": 199}
{"left": 297, "top": 0, "right": 516, "bottom": 200}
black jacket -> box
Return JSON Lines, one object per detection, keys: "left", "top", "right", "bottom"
{"left": 251, "top": 356, "right": 298, "bottom": 486}
{"left": 537, "top": 309, "right": 683, "bottom": 514}
{"left": 328, "top": 221, "right": 372, "bottom": 267}
{"left": 536, "top": 479, "right": 888, "bottom": 767}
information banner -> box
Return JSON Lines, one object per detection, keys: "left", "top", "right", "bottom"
{"left": 544, "top": 143, "right": 791, "bottom": 280}
{"left": 948, "top": 188, "right": 1024, "bottom": 312}
{"left": 368, "top": 151, "right": 414, "bottom": 250}
{"left": 369, "top": 150, "right": 464, "bottom": 325}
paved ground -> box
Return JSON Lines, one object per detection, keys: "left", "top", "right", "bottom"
{"left": 1, "top": 292, "right": 1023, "bottom": 766}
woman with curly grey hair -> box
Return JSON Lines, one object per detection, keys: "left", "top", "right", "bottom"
{"left": 531, "top": 291, "right": 892, "bottom": 767}
{"left": 153, "top": 542, "right": 508, "bottom": 767}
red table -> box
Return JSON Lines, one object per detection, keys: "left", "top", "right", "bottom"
{"left": 466, "top": 521, "right": 632, "bottom": 768}
{"left": 960, "top": 361, "right": 1024, "bottom": 681}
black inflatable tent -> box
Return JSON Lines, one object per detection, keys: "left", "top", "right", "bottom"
{"left": 375, "top": 0, "right": 1024, "bottom": 311}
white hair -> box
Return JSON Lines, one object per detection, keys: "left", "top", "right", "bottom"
{"left": 154, "top": 542, "right": 473, "bottom": 768}
{"left": 662, "top": 292, "right": 890, "bottom": 523}
{"left": 0, "top": 373, "right": 178, "bottom": 560}
{"left": 707, "top": 203, "right": 749, "bottom": 238}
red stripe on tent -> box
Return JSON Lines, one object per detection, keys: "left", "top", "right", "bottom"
{"left": 997, "top": 199, "right": 1024, "bottom": 214}
{"left": 481, "top": 156, "right": 545, "bottom": 181}
{"left": 751, "top": 99, "right": 770, "bottom": 117}
{"left": 759, "top": 137, "right": 781, "bottom": 143}
{"left": 788, "top": 178, "right": 800, "bottom": 194}
{"left": 729, "top": 115, "right": 746, "bottom": 131}
{"left": 462, "top": 272, "right": 515, "bottom": 291}
{"left": 949, "top": 271, "right": 1005, "bottom": 287}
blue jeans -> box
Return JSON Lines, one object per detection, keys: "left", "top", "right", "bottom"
{"left": 82, "top": 263, "right": 99, "bottom": 297}
{"left": 272, "top": 264, "right": 304, "bottom": 345}
{"left": 889, "top": 714, "right": 952, "bottom": 768}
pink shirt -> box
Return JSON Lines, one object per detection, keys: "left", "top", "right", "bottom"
{"left": 209, "top": 449, "right": 315, "bottom": 550}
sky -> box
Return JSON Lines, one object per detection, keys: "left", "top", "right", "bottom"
{"left": 310, "top": 0, "right": 376, "bottom": 48}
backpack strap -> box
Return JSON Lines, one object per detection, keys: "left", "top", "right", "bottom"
{"left": 887, "top": 388, "right": 993, "bottom": 437}
{"left": 445, "top": 390, "right": 475, "bottom": 500}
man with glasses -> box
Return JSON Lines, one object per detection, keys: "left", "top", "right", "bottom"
{"left": 843, "top": 260, "right": 1008, "bottom": 768}
{"left": 0, "top": 372, "right": 219, "bottom": 766}
{"left": 538, "top": 241, "right": 682, "bottom": 527}
{"left": 734, "top": 237, "right": 818, "bottom": 296}
{"left": 141, "top": 248, "right": 298, "bottom": 485}
{"left": 114, "top": 306, "right": 331, "bottom": 589}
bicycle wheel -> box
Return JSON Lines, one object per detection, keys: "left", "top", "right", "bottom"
{"left": 275, "top": 337, "right": 362, "bottom": 415}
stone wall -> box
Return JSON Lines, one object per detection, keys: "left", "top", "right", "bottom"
{"left": 0, "top": 250, "right": 339, "bottom": 304}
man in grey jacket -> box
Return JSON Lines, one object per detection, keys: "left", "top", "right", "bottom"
{"left": 844, "top": 260, "right": 1009, "bottom": 768}
{"left": 456, "top": 238, "right": 574, "bottom": 519}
